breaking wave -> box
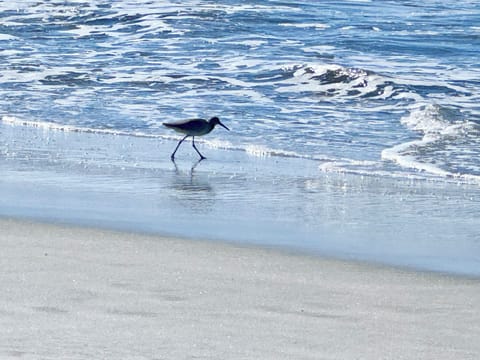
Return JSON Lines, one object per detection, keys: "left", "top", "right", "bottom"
{"left": 382, "top": 104, "right": 480, "bottom": 183}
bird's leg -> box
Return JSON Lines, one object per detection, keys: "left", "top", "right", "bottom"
{"left": 191, "top": 136, "right": 206, "bottom": 160}
{"left": 171, "top": 135, "right": 189, "bottom": 161}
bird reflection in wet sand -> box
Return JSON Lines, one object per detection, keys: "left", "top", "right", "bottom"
{"left": 170, "top": 160, "right": 214, "bottom": 212}
{"left": 163, "top": 116, "right": 230, "bottom": 161}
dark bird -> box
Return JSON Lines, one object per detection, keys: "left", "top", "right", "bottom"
{"left": 163, "top": 116, "right": 230, "bottom": 161}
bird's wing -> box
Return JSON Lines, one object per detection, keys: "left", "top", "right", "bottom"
{"left": 163, "top": 119, "right": 205, "bottom": 132}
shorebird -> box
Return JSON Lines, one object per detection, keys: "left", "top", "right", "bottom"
{"left": 163, "top": 116, "right": 229, "bottom": 160}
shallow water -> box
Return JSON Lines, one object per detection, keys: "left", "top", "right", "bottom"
{"left": 1, "top": 123, "right": 479, "bottom": 276}
{"left": 1, "top": 1, "right": 480, "bottom": 275}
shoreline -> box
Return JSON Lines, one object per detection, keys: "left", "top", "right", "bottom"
{"left": 1, "top": 121, "right": 480, "bottom": 277}
{"left": 3, "top": 214, "right": 479, "bottom": 281}
{"left": 1, "top": 217, "right": 479, "bottom": 359}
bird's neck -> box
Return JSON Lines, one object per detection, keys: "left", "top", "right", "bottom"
{"left": 207, "top": 122, "right": 216, "bottom": 133}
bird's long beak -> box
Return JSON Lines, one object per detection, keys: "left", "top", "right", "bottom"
{"left": 219, "top": 121, "right": 230, "bottom": 131}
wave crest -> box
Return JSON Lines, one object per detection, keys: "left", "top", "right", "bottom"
{"left": 382, "top": 104, "right": 480, "bottom": 182}
{"left": 275, "top": 63, "right": 403, "bottom": 101}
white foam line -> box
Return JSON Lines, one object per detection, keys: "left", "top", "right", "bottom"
{"left": 382, "top": 142, "right": 480, "bottom": 184}
{"left": 320, "top": 155, "right": 480, "bottom": 185}
{"left": 381, "top": 141, "right": 450, "bottom": 177}
{"left": 244, "top": 144, "right": 307, "bottom": 159}
{"left": 379, "top": 104, "right": 480, "bottom": 184}
{"left": 1, "top": 116, "right": 309, "bottom": 161}
{"left": 1, "top": 115, "right": 158, "bottom": 139}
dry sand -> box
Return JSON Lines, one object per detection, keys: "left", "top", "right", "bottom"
{"left": 1, "top": 218, "right": 479, "bottom": 359}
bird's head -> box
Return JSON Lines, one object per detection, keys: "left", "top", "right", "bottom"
{"left": 210, "top": 117, "right": 230, "bottom": 131}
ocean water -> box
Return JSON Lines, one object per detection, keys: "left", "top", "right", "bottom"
{"left": 1, "top": 1, "right": 480, "bottom": 275}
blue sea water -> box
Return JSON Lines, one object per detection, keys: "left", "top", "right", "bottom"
{"left": 1, "top": 1, "right": 480, "bottom": 275}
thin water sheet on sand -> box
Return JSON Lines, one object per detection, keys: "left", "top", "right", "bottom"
{"left": 1, "top": 121, "right": 480, "bottom": 275}
{"left": 0, "top": 218, "right": 479, "bottom": 359}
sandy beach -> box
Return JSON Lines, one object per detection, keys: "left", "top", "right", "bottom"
{"left": 2, "top": 2, "right": 480, "bottom": 359}
{"left": 1, "top": 217, "right": 479, "bottom": 359}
